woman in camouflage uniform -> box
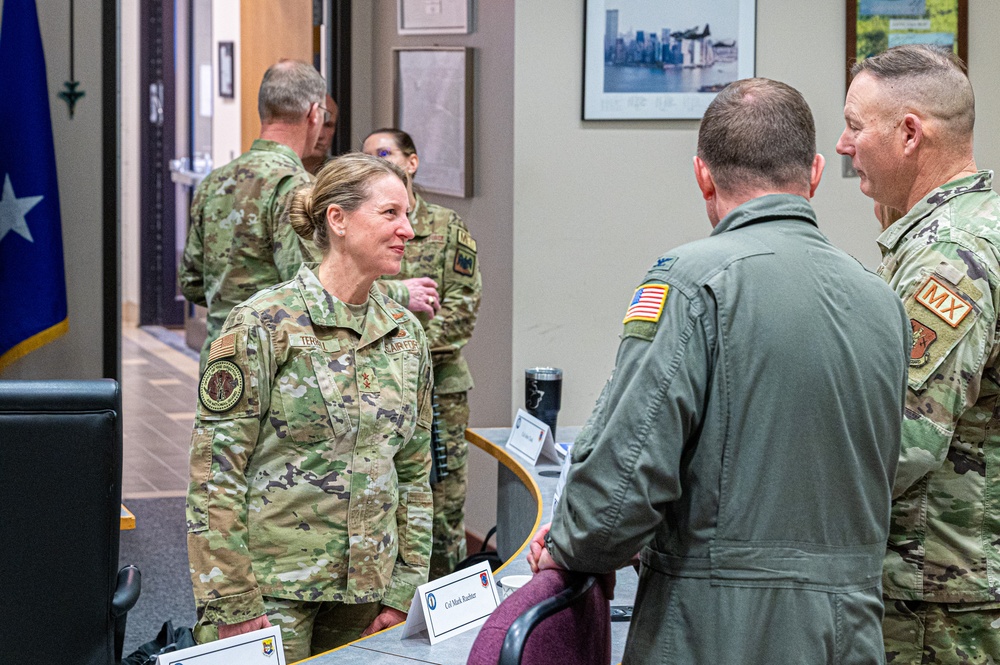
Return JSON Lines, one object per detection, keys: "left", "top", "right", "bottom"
{"left": 186, "top": 154, "right": 434, "bottom": 661}
{"left": 363, "top": 129, "right": 483, "bottom": 579}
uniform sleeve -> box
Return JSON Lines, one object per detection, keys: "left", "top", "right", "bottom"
{"left": 186, "top": 310, "right": 272, "bottom": 625}
{"left": 376, "top": 278, "right": 411, "bottom": 307}
{"left": 892, "top": 243, "right": 997, "bottom": 496}
{"left": 179, "top": 182, "right": 208, "bottom": 306}
{"left": 383, "top": 329, "right": 434, "bottom": 611}
{"left": 271, "top": 173, "right": 318, "bottom": 280}
{"left": 547, "top": 282, "right": 710, "bottom": 573}
{"left": 425, "top": 219, "right": 482, "bottom": 353}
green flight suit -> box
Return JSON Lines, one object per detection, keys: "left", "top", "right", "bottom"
{"left": 548, "top": 195, "right": 910, "bottom": 664}
{"left": 186, "top": 264, "right": 434, "bottom": 659}
{"left": 876, "top": 171, "right": 1000, "bottom": 664}
{"left": 179, "top": 139, "right": 317, "bottom": 371}
{"left": 378, "top": 193, "right": 482, "bottom": 578}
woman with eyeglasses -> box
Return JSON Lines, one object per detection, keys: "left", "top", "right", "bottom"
{"left": 362, "top": 128, "right": 483, "bottom": 580}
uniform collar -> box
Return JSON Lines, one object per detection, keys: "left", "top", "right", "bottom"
{"left": 711, "top": 193, "right": 817, "bottom": 236}
{"left": 249, "top": 138, "right": 304, "bottom": 168}
{"left": 877, "top": 170, "right": 994, "bottom": 254}
{"left": 409, "top": 193, "right": 432, "bottom": 237}
{"left": 295, "top": 264, "right": 401, "bottom": 349}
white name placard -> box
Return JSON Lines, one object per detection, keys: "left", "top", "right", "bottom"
{"left": 402, "top": 559, "right": 500, "bottom": 644}
{"left": 157, "top": 625, "right": 284, "bottom": 664}
{"left": 505, "top": 409, "right": 561, "bottom": 465}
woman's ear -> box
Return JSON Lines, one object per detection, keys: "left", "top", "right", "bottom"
{"left": 327, "top": 204, "right": 347, "bottom": 237}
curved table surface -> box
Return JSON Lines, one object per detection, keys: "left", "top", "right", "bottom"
{"left": 301, "top": 427, "right": 636, "bottom": 664}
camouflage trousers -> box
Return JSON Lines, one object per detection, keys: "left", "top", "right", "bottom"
{"left": 429, "top": 391, "right": 469, "bottom": 580}
{"left": 193, "top": 597, "right": 384, "bottom": 663}
{"left": 884, "top": 598, "right": 1000, "bottom": 664}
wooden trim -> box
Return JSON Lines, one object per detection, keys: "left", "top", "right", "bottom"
{"left": 464, "top": 429, "right": 543, "bottom": 575}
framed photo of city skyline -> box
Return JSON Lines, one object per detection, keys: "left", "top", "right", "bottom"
{"left": 583, "top": 0, "right": 757, "bottom": 120}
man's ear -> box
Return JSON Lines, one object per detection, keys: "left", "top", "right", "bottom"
{"left": 693, "top": 156, "right": 715, "bottom": 200}
{"left": 900, "top": 113, "right": 923, "bottom": 157}
{"left": 808, "top": 153, "right": 825, "bottom": 199}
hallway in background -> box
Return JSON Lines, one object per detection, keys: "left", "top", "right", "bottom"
{"left": 122, "top": 325, "right": 198, "bottom": 498}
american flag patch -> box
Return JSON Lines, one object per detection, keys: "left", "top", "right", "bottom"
{"left": 623, "top": 284, "right": 669, "bottom": 323}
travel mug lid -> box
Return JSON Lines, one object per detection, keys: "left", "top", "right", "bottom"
{"left": 525, "top": 367, "right": 562, "bottom": 380}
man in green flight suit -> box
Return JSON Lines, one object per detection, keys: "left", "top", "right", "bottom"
{"left": 179, "top": 59, "right": 326, "bottom": 371}
{"left": 837, "top": 45, "right": 1000, "bottom": 664}
{"left": 528, "top": 78, "right": 911, "bottom": 664}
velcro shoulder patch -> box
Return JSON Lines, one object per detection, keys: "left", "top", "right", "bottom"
{"left": 904, "top": 270, "right": 982, "bottom": 390}
{"left": 914, "top": 275, "right": 972, "bottom": 327}
{"left": 207, "top": 332, "right": 236, "bottom": 362}
{"left": 456, "top": 228, "right": 477, "bottom": 253}
{"left": 623, "top": 284, "right": 669, "bottom": 324}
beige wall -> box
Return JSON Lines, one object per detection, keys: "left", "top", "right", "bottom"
{"left": 1, "top": 0, "right": 106, "bottom": 379}
{"left": 360, "top": 0, "right": 516, "bottom": 429}
{"left": 514, "top": 0, "right": 1000, "bottom": 426}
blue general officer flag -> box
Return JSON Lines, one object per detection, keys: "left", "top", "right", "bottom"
{"left": 0, "top": 0, "right": 69, "bottom": 371}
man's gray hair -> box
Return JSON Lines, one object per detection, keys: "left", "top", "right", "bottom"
{"left": 257, "top": 60, "right": 326, "bottom": 124}
{"left": 852, "top": 45, "right": 974, "bottom": 137}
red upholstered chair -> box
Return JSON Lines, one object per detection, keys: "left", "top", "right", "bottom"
{"left": 467, "top": 569, "right": 611, "bottom": 665}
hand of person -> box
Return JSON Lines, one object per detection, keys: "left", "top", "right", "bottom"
{"left": 403, "top": 277, "right": 441, "bottom": 317}
{"left": 527, "top": 523, "right": 564, "bottom": 574}
{"left": 217, "top": 614, "right": 272, "bottom": 639}
{"left": 361, "top": 606, "right": 408, "bottom": 636}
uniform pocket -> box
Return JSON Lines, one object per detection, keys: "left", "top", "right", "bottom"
{"left": 186, "top": 427, "right": 214, "bottom": 534}
{"left": 396, "top": 489, "right": 433, "bottom": 568}
{"left": 277, "top": 349, "right": 351, "bottom": 443}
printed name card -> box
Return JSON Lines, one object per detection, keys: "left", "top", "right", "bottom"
{"left": 157, "top": 625, "right": 284, "bottom": 664}
{"left": 505, "top": 409, "right": 561, "bottom": 465}
{"left": 402, "top": 560, "right": 500, "bottom": 645}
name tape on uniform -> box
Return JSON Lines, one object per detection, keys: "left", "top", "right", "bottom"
{"left": 402, "top": 560, "right": 500, "bottom": 645}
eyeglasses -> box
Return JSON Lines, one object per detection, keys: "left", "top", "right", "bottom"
{"left": 375, "top": 148, "right": 396, "bottom": 159}
{"left": 313, "top": 103, "right": 332, "bottom": 124}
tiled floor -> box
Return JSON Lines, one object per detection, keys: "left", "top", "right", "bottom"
{"left": 121, "top": 326, "right": 200, "bottom": 498}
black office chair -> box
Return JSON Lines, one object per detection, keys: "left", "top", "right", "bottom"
{"left": 0, "top": 379, "right": 141, "bottom": 665}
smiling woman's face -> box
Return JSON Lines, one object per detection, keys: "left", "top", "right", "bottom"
{"left": 335, "top": 174, "right": 413, "bottom": 279}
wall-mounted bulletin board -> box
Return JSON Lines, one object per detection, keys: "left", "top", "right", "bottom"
{"left": 846, "top": 0, "right": 968, "bottom": 88}
{"left": 394, "top": 47, "right": 473, "bottom": 198}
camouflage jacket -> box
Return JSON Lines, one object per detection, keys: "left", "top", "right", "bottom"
{"left": 877, "top": 171, "right": 1000, "bottom": 603}
{"left": 186, "top": 264, "right": 434, "bottom": 626}
{"left": 179, "top": 139, "right": 318, "bottom": 370}
{"left": 377, "top": 194, "right": 481, "bottom": 394}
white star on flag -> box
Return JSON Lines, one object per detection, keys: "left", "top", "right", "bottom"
{"left": 0, "top": 173, "right": 43, "bottom": 244}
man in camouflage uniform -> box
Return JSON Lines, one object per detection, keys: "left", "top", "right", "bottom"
{"left": 180, "top": 60, "right": 326, "bottom": 370}
{"left": 838, "top": 45, "right": 1000, "bottom": 664}
{"left": 187, "top": 263, "right": 434, "bottom": 662}
{"left": 364, "top": 130, "right": 483, "bottom": 579}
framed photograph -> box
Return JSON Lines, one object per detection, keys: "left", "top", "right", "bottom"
{"left": 397, "top": 0, "right": 470, "bottom": 35}
{"left": 394, "top": 47, "right": 473, "bottom": 198}
{"left": 218, "top": 41, "right": 234, "bottom": 99}
{"left": 583, "top": 0, "right": 757, "bottom": 120}
{"left": 846, "top": 0, "right": 967, "bottom": 89}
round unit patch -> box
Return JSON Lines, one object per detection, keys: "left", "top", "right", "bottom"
{"left": 199, "top": 360, "right": 244, "bottom": 412}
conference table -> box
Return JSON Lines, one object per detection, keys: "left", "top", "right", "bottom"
{"left": 303, "top": 427, "right": 637, "bottom": 665}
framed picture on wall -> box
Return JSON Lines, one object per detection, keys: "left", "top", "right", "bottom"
{"left": 394, "top": 47, "right": 473, "bottom": 198}
{"left": 397, "top": 0, "right": 471, "bottom": 35}
{"left": 846, "top": 0, "right": 967, "bottom": 90}
{"left": 583, "top": 0, "right": 757, "bottom": 120}
{"left": 218, "top": 41, "right": 234, "bottom": 99}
